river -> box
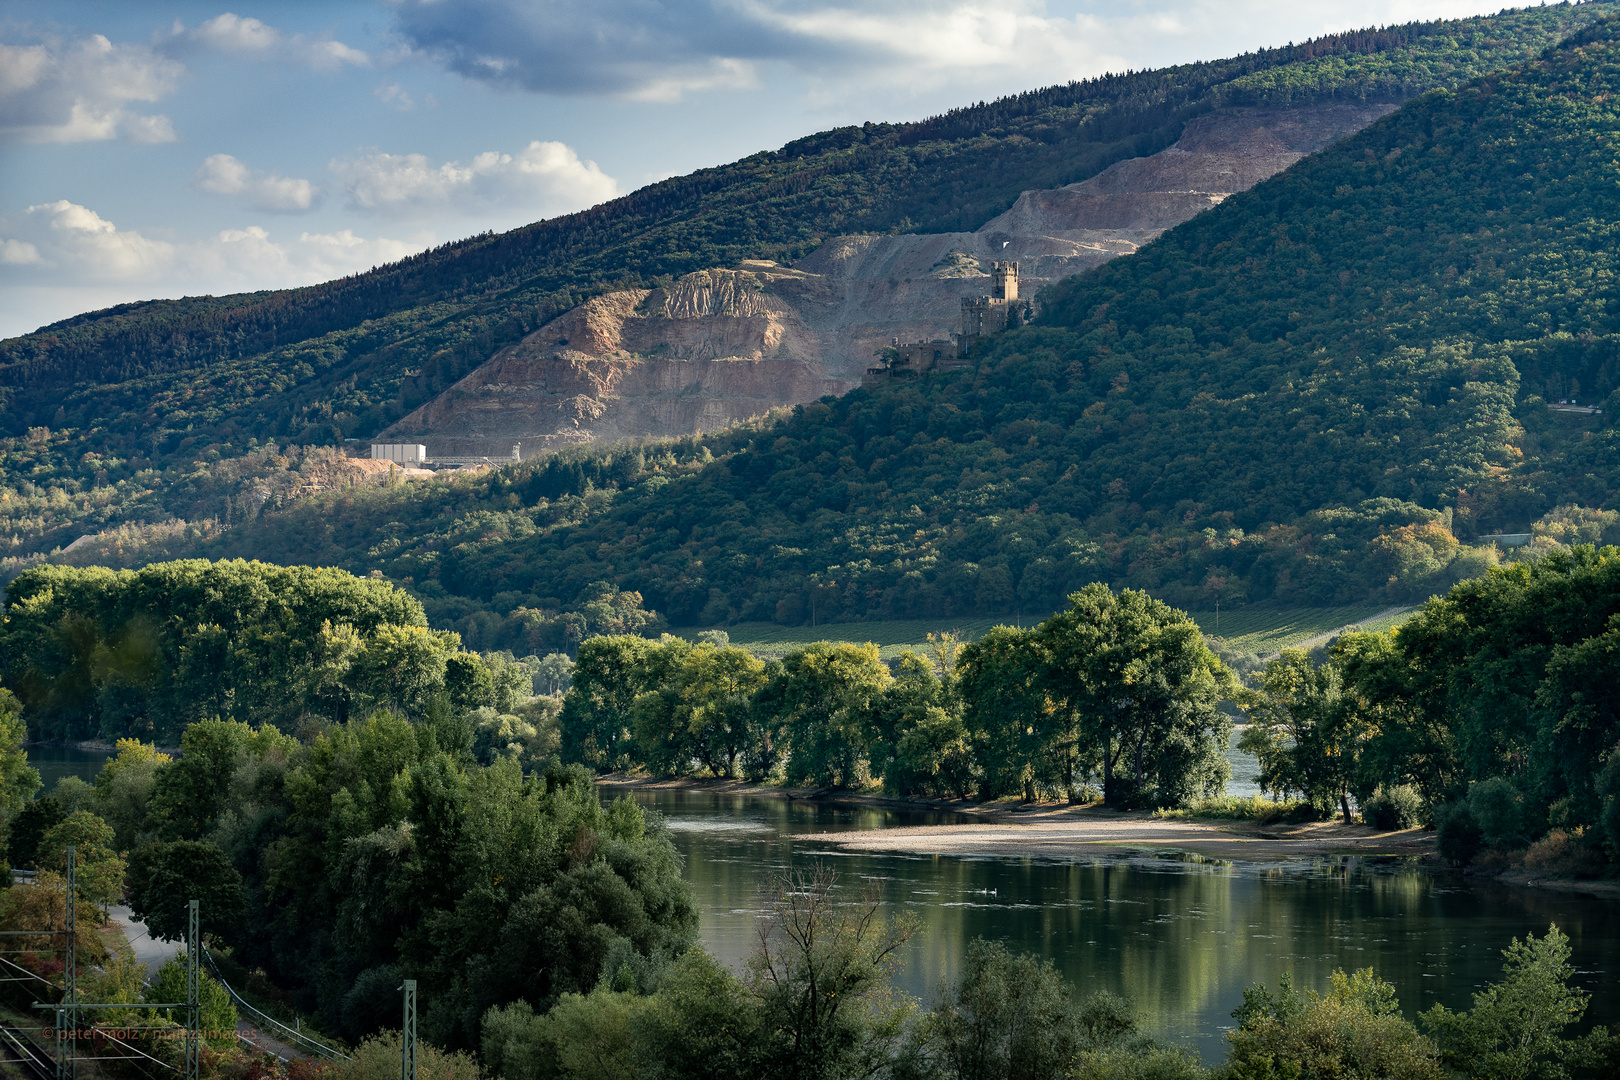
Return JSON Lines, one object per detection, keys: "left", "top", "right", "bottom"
{"left": 26, "top": 746, "right": 1617, "bottom": 1061}
{"left": 623, "top": 786, "right": 1620, "bottom": 1062}
{"left": 25, "top": 743, "right": 114, "bottom": 790}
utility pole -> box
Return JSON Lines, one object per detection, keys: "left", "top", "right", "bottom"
{"left": 186, "top": 900, "right": 199, "bottom": 1080}
{"left": 58, "top": 847, "right": 75, "bottom": 1080}
{"left": 400, "top": 980, "right": 417, "bottom": 1080}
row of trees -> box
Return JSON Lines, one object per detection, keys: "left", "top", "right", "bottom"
{"left": 1231, "top": 546, "right": 1620, "bottom": 870}
{"left": 557, "top": 545, "right": 1620, "bottom": 872}
{"left": 562, "top": 584, "right": 1235, "bottom": 808}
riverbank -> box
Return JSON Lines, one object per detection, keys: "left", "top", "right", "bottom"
{"left": 595, "top": 774, "right": 1435, "bottom": 860}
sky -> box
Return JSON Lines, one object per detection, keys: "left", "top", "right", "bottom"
{"left": 0, "top": 0, "right": 1530, "bottom": 340}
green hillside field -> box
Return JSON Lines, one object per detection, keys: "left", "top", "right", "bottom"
{"left": 689, "top": 603, "right": 1419, "bottom": 660}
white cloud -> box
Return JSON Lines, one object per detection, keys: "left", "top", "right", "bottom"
{"left": 387, "top": 0, "right": 1512, "bottom": 104}
{"left": 330, "top": 140, "right": 619, "bottom": 219}
{"left": 195, "top": 154, "right": 321, "bottom": 213}
{"left": 0, "top": 35, "right": 181, "bottom": 143}
{"left": 0, "top": 239, "right": 41, "bottom": 266}
{"left": 375, "top": 83, "right": 415, "bottom": 110}
{"left": 178, "top": 13, "right": 370, "bottom": 71}
{"left": 0, "top": 200, "right": 428, "bottom": 336}
{"left": 18, "top": 200, "right": 175, "bottom": 280}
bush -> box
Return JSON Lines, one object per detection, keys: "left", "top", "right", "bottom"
{"left": 1154, "top": 796, "right": 1321, "bottom": 824}
{"left": 1225, "top": 969, "right": 1442, "bottom": 1080}
{"left": 1362, "top": 785, "right": 1424, "bottom": 831}
{"left": 340, "top": 1030, "right": 480, "bottom": 1080}
{"left": 147, "top": 955, "right": 238, "bottom": 1049}
{"left": 1467, "top": 777, "right": 1532, "bottom": 850}
{"left": 1521, "top": 829, "right": 1607, "bottom": 880}
{"left": 1436, "top": 803, "right": 1485, "bottom": 866}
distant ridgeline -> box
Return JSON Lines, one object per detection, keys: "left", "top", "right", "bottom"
{"left": 6, "top": 5, "right": 1620, "bottom": 641}
{"left": 0, "top": 4, "right": 1610, "bottom": 572}
{"left": 141, "top": 12, "right": 1620, "bottom": 647}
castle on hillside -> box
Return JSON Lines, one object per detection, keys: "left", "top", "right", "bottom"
{"left": 960, "top": 262, "right": 1024, "bottom": 351}
{"left": 862, "top": 261, "right": 1030, "bottom": 387}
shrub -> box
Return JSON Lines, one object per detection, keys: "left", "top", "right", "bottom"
{"left": 1467, "top": 777, "right": 1532, "bottom": 850}
{"left": 1154, "top": 796, "right": 1321, "bottom": 824}
{"left": 1362, "top": 785, "right": 1424, "bottom": 831}
{"left": 147, "top": 955, "right": 238, "bottom": 1050}
{"left": 1521, "top": 829, "right": 1606, "bottom": 880}
{"left": 1436, "top": 803, "right": 1485, "bottom": 866}
{"left": 340, "top": 1030, "right": 480, "bottom": 1080}
{"left": 1225, "top": 969, "right": 1442, "bottom": 1080}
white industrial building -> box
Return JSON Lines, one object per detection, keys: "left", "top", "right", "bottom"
{"left": 371, "top": 443, "right": 426, "bottom": 463}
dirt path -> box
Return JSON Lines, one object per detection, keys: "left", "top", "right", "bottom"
{"left": 598, "top": 775, "right": 1434, "bottom": 861}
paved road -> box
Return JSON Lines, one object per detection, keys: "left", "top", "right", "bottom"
{"left": 105, "top": 906, "right": 182, "bottom": 975}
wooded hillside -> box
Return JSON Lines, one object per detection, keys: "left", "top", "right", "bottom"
{"left": 145, "top": 15, "right": 1620, "bottom": 642}
{"left": 0, "top": 6, "right": 1609, "bottom": 565}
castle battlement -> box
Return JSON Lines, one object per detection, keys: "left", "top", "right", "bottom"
{"left": 959, "top": 262, "right": 1027, "bottom": 357}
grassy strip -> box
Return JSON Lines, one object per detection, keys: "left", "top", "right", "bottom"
{"left": 1154, "top": 795, "right": 1323, "bottom": 825}
{"left": 689, "top": 605, "right": 1424, "bottom": 659}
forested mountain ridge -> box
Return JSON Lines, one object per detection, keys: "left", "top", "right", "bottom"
{"left": 0, "top": 5, "right": 1611, "bottom": 564}
{"left": 178, "top": 13, "right": 1620, "bottom": 644}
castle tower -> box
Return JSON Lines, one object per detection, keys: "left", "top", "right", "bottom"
{"left": 992, "top": 261, "right": 1018, "bottom": 301}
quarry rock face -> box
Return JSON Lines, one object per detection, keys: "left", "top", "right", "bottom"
{"left": 387, "top": 103, "right": 1396, "bottom": 452}
{"left": 394, "top": 270, "right": 845, "bottom": 454}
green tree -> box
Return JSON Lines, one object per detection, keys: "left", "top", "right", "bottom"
{"left": 677, "top": 642, "right": 770, "bottom": 778}
{"left": 872, "top": 654, "right": 973, "bottom": 798}
{"left": 146, "top": 955, "right": 238, "bottom": 1049}
{"left": 146, "top": 719, "right": 297, "bottom": 840}
{"left": 38, "top": 811, "right": 126, "bottom": 911}
{"left": 1224, "top": 968, "right": 1442, "bottom": 1080}
{"left": 1239, "top": 649, "right": 1366, "bottom": 822}
{"left": 958, "top": 626, "right": 1049, "bottom": 801}
{"left": 354, "top": 624, "right": 454, "bottom": 717}
{"left": 1420, "top": 925, "right": 1591, "bottom": 1080}
{"left": 920, "top": 938, "right": 1088, "bottom": 1080}
{"left": 1039, "top": 586, "right": 1232, "bottom": 808}
{"left": 761, "top": 643, "right": 892, "bottom": 789}
{"left": 562, "top": 635, "right": 657, "bottom": 771}
{"left": 92, "top": 738, "right": 172, "bottom": 852}
{"left": 0, "top": 688, "right": 40, "bottom": 874}
{"left": 126, "top": 840, "right": 248, "bottom": 944}
{"left": 342, "top": 1029, "right": 482, "bottom": 1080}
{"left": 445, "top": 653, "right": 495, "bottom": 711}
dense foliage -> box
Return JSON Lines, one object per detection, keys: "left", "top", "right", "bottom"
{"left": 1, "top": 561, "right": 436, "bottom": 741}
{"left": 30, "top": 721, "right": 698, "bottom": 1052}
{"left": 1243, "top": 545, "right": 1620, "bottom": 872}
{"left": 0, "top": 5, "right": 1610, "bottom": 585}
{"left": 558, "top": 585, "right": 1230, "bottom": 807}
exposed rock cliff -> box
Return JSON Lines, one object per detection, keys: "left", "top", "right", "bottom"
{"left": 387, "top": 103, "right": 1396, "bottom": 451}
{"left": 392, "top": 270, "right": 845, "bottom": 453}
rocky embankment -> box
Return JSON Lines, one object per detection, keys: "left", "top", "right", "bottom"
{"left": 386, "top": 103, "right": 1395, "bottom": 452}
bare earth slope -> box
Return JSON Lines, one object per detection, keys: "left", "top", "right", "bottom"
{"left": 388, "top": 103, "right": 1394, "bottom": 452}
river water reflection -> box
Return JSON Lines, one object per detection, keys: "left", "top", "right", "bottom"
{"left": 624, "top": 787, "right": 1620, "bottom": 1061}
